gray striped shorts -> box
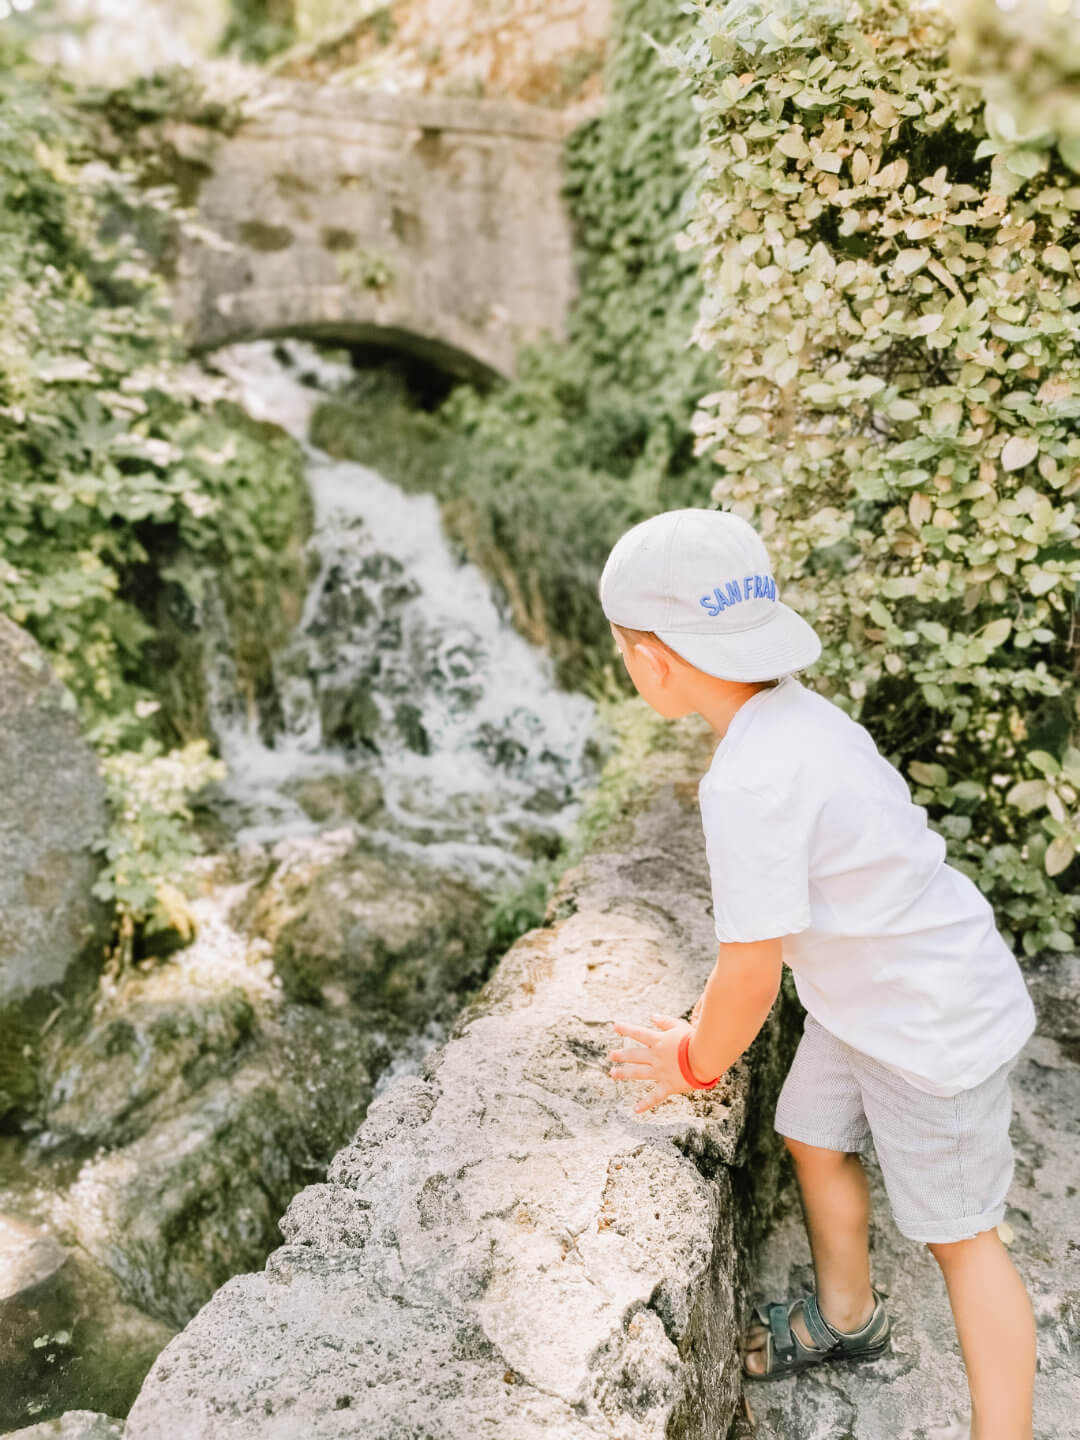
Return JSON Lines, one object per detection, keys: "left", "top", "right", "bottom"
{"left": 774, "top": 1012, "right": 1021, "bottom": 1244}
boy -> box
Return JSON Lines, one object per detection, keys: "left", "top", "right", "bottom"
{"left": 599, "top": 507, "right": 1038, "bottom": 1440}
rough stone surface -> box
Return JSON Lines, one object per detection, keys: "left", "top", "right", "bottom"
{"left": 171, "top": 83, "right": 578, "bottom": 376}
{"left": 119, "top": 713, "right": 798, "bottom": 1439}
{"left": 732, "top": 952, "right": 1080, "bottom": 1440}
{"left": 0, "top": 617, "right": 112, "bottom": 1121}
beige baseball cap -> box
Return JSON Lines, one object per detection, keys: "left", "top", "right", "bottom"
{"left": 599, "top": 507, "right": 822, "bottom": 682}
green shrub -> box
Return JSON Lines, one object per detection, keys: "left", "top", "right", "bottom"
{"left": 0, "top": 40, "right": 307, "bottom": 954}
{"left": 669, "top": 0, "right": 1080, "bottom": 954}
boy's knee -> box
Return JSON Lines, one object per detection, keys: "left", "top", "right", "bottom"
{"left": 925, "top": 1230, "right": 993, "bottom": 1267}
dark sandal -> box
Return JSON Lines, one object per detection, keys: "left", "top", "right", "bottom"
{"left": 742, "top": 1285, "right": 890, "bottom": 1382}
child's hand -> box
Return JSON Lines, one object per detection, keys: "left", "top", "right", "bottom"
{"left": 609, "top": 1013, "right": 694, "bottom": 1115}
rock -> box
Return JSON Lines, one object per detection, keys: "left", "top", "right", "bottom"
{"left": 230, "top": 837, "right": 494, "bottom": 1025}
{"left": 316, "top": 683, "right": 380, "bottom": 752}
{"left": 0, "top": 1210, "right": 69, "bottom": 1307}
{"left": 1, "top": 1412, "right": 124, "bottom": 1440}
{"left": 0, "top": 1216, "right": 86, "bottom": 1431}
{"left": 38, "top": 986, "right": 256, "bottom": 1150}
{"left": 0, "top": 617, "right": 113, "bottom": 1125}
{"left": 280, "top": 770, "right": 384, "bottom": 825}
{"left": 51, "top": 1004, "right": 375, "bottom": 1330}
{"left": 119, "top": 711, "right": 799, "bottom": 1439}
{"left": 1023, "top": 950, "right": 1080, "bottom": 1059}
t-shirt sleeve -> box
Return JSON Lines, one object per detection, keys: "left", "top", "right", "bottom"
{"left": 698, "top": 777, "right": 812, "bottom": 943}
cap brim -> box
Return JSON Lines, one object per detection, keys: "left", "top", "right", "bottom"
{"left": 653, "top": 603, "right": 822, "bottom": 682}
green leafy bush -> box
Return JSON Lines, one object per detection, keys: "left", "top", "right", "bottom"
{"left": 669, "top": 0, "right": 1080, "bottom": 953}
{"left": 92, "top": 738, "right": 227, "bottom": 974}
{"left": 0, "top": 39, "right": 308, "bottom": 955}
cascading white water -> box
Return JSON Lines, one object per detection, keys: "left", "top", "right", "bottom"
{"left": 200, "top": 338, "right": 599, "bottom": 890}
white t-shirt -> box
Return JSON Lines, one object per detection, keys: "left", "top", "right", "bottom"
{"left": 697, "top": 674, "right": 1036, "bottom": 1096}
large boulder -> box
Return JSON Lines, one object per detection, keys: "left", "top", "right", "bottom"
{"left": 229, "top": 834, "right": 495, "bottom": 1029}
{"left": 51, "top": 1004, "right": 376, "bottom": 1329}
{"left": 0, "top": 617, "right": 113, "bottom": 1125}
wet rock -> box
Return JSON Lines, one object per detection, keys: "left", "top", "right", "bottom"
{"left": 393, "top": 700, "right": 430, "bottom": 755}
{"left": 52, "top": 1005, "right": 374, "bottom": 1330}
{"left": 38, "top": 986, "right": 256, "bottom": 1150}
{"left": 0, "top": 617, "right": 113, "bottom": 1124}
{"left": 279, "top": 769, "right": 384, "bottom": 826}
{"left": 230, "top": 838, "right": 493, "bottom": 1025}
{"left": 0, "top": 1213, "right": 170, "bottom": 1434}
{"left": 0, "top": 1217, "right": 136, "bottom": 1431}
{"left": 317, "top": 683, "right": 380, "bottom": 752}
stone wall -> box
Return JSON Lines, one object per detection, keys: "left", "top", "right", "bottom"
{"left": 170, "top": 83, "right": 579, "bottom": 376}
{"left": 47, "top": 710, "right": 797, "bottom": 1440}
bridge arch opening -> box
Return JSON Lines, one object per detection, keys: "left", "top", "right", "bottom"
{"left": 195, "top": 320, "right": 505, "bottom": 393}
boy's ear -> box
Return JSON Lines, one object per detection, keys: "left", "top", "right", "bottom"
{"left": 635, "top": 640, "right": 671, "bottom": 682}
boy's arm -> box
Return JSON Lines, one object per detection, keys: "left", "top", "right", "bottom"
{"left": 688, "top": 936, "right": 783, "bottom": 1082}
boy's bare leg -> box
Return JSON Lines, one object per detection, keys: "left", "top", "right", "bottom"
{"left": 927, "top": 1229, "right": 1035, "bottom": 1440}
{"left": 744, "top": 1137, "right": 876, "bottom": 1374}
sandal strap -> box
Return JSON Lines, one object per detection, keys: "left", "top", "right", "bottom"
{"left": 766, "top": 1302, "right": 797, "bottom": 1366}
{"left": 805, "top": 1289, "right": 890, "bottom": 1351}
{"left": 800, "top": 1293, "right": 843, "bottom": 1352}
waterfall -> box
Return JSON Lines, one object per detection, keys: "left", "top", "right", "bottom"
{"left": 200, "top": 338, "right": 598, "bottom": 890}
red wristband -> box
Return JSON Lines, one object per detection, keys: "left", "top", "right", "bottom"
{"left": 678, "top": 1031, "right": 721, "bottom": 1090}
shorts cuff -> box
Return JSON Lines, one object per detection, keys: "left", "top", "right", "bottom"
{"left": 892, "top": 1202, "right": 1007, "bottom": 1244}
{"left": 774, "top": 1120, "right": 871, "bottom": 1155}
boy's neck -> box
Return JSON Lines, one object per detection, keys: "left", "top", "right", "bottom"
{"left": 698, "top": 677, "right": 781, "bottom": 740}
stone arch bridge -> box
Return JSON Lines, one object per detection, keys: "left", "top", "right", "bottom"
{"left": 169, "top": 81, "right": 581, "bottom": 379}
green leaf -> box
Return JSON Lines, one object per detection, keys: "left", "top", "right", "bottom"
{"left": 1028, "top": 751, "right": 1061, "bottom": 776}
{"left": 895, "top": 248, "right": 929, "bottom": 276}
{"left": 1005, "top": 779, "right": 1048, "bottom": 813}
{"left": 1045, "top": 838, "right": 1076, "bottom": 877}
{"left": 1045, "top": 927, "right": 1076, "bottom": 950}
{"left": 980, "top": 618, "right": 1012, "bottom": 649}
{"left": 1001, "top": 435, "right": 1039, "bottom": 472}
{"left": 888, "top": 399, "right": 921, "bottom": 421}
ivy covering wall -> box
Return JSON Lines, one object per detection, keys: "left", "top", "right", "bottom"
{"left": 668, "top": 0, "right": 1080, "bottom": 954}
